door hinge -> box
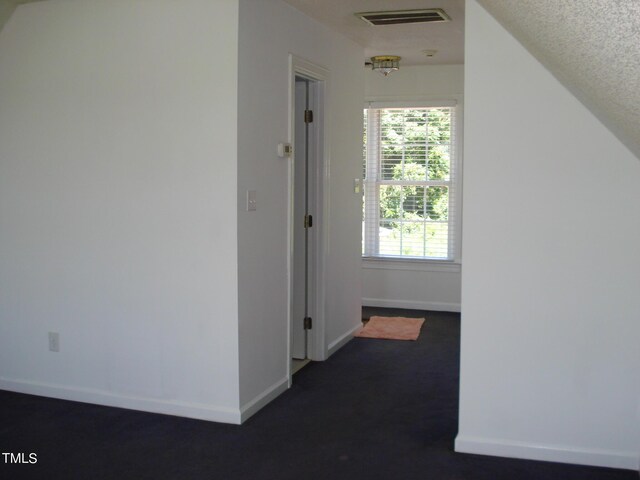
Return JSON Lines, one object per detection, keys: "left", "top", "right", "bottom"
{"left": 304, "top": 317, "right": 313, "bottom": 330}
{"left": 304, "top": 214, "right": 313, "bottom": 229}
{"left": 304, "top": 109, "right": 314, "bottom": 124}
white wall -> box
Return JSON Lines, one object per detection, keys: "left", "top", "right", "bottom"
{"left": 365, "top": 64, "right": 464, "bottom": 103}
{"left": 0, "top": 0, "right": 242, "bottom": 422}
{"left": 457, "top": 0, "right": 640, "bottom": 470}
{"left": 363, "top": 65, "right": 463, "bottom": 312}
{"left": 0, "top": 0, "right": 16, "bottom": 33}
{"left": 236, "top": 0, "right": 363, "bottom": 413}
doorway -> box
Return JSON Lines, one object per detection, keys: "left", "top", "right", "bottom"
{"left": 291, "top": 76, "right": 314, "bottom": 367}
{"left": 288, "top": 56, "right": 328, "bottom": 381}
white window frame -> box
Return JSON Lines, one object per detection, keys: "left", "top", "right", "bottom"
{"left": 362, "top": 98, "right": 463, "bottom": 264}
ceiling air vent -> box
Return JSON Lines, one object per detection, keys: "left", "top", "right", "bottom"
{"left": 356, "top": 9, "right": 450, "bottom": 26}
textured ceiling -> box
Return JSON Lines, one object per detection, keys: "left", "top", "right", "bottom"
{"left": 282, "top": 0, "right": 465, "bottom": 65}
{"left": 478, "top": 0, "right": 640, "bottom": 160}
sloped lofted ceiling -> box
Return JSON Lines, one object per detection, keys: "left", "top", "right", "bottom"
{"left": 1, "top": 0, "right": 638, "bottom": 159}
{"left": 478, "top": 0, "right": 640, "bottom": 160}
{"left": 284, "top": 0, "right": 639, "bottom": 158}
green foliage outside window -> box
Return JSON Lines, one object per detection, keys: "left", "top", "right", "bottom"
{"left": 364, "top": 107, "right": 454, "bottom": 258}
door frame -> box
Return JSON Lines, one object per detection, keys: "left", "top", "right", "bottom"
{"left": 287, "top": 55, "right": 330, "bottom": 384}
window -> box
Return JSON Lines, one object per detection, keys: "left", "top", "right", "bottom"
{"left": 363, "top": 104, "right": 459, "bottom": 261}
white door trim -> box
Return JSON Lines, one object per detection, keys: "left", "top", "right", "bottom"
{"left": 287, "top": 55, "right": 330, "bottom": 385}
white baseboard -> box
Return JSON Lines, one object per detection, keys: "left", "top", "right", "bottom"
{"left": 327, "top": 323, "right": 362, "bottom": 357}
{"left": 240, "top": 376, "right": 289, "bottom": 423}
{"left": 0, "top": 377, "right": 242, "bottom": 424}
{"left": 455, "top": 434, "right": 640, "bottom": 471}
{"left": 363, "top": 297, "right": 461, "bottom": 313}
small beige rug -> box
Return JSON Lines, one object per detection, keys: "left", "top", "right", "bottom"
{"left": 355, "top": 316, "right": 425, "bottom": 341}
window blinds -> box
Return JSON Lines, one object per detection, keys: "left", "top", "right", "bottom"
{"left": 363, "top": 105, "right": 458, "bottom": 260}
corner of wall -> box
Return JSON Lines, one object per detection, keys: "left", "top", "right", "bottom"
{"left": 0, "top": 1, "right": 17, "bottom": 34}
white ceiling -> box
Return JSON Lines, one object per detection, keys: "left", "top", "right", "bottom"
{"left": 3, "top": 0, "right": 465, "bottom": 66}
{"left": 479, "top": 0, "right": 640, "bottom": 160}
{"left": 0, "top": 0, "right": 40, "bottom": 32}
{"left": 284, "top": 0, "right": 640, "bottom": 160}
{"left": 3, "top": 0, "right": 637, "bottom": 159}
{"left": 282, "top": 0, "right": 465, "bottom": 65}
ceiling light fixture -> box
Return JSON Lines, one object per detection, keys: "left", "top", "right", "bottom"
{"left": 370, "top": 55, "right": 401, "bottom": 76}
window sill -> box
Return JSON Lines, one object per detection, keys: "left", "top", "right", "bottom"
{"left": 362, "top": 257, "right": 461, "bottom": 273}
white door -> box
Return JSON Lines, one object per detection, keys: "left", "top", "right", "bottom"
{"left": 291, "top": 76, "right": 316, "bottom": 360}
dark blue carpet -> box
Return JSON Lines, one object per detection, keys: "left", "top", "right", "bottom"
{"left": 0, "top": 308, "right": 635, "bottom": 479}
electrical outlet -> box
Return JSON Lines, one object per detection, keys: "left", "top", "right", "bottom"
{"left": 48, "top": 332, "right": 59, "bottom": 352}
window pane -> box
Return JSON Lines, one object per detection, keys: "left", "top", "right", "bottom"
{"left": 378, "top": 220, "right": 429, "bottom": 257}
{"left": 400, "top": 221, "right": 425, "bottom": 257}
{"left": 378, "top": 220, "right": 448, "bottom": 259}
{"left": 362, "top": 183, "right": 366, "bottom": 255}
{"left": 380, "top": 157, "right": 399, "bottom": 180}
{"left": 403, "top": 110, "right": 427, "bottom": 144}
{"left": 426, "top": 222, "right": 449, "bottom": 258}
{"left": 363, "top": 106, "right": 456, "bottom": 260}
{"left": 377, "top": 184, "right": 451, "bottom": 258}
{"left": 379, "top": 185, "right": 402, "bottom": 220}
{"left": 428, "top": 145, "right": 450, "bottom": 180}
{"left": 401, "top": 185, "right": 425, "bottom": 219}
{"left": 362, "top": 109, "right": 367, "bottom": 179}
{"left": 380, "top": 110, "right": 404, "bottom": 180}
{"left": 404, "top": 144, "right": 427, "bottom": 160}
{"left": 379, "top": 220, "right": 401, "bottom": 256}
{"left": 401, "top": 160, "right": 426, "bottom": 181}
{"left": 427, "top": 108, "right": 451, "bottom": 144}
{"left": 380, "top": 109, "right": 430, "bottom": 181}
{"left": 426, "top": 186, "right": 448, "bottom": 221}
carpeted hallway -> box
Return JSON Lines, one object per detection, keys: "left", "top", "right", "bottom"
{"left": 0, "top": 308, "right": 635, "bottom": 479}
